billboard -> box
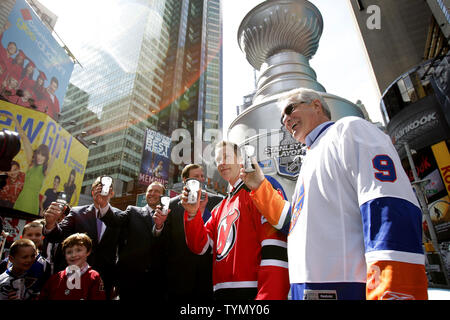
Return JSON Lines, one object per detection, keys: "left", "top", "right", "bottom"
{"left": 0, "top": 100, "right": 89, "bottom": 216}
{"left": 0, "top": 0, "right": 74, "bottom": 120}
{"left": 139, "top": 128, "right": 171, "bottom": 187}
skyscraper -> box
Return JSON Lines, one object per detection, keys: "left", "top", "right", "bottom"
{"left": 348, "top": 0, "right": 448, "bottom": 93}
{"left": 158, "top": 0, "right": 223, "bottom": 187}
{"left": 59, "top": 0, "right": 223, "bottom": 204}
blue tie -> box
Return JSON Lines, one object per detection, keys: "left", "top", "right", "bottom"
{"left": 202, "top": 208, "right": 211, "bottom": 223}
{"left": 96, "top": 217, "right": 103, "bottom": 242}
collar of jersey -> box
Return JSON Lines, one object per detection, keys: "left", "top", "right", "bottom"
{"left": 305, "top": 121, "right": 334, "bottom": 148}
{"left": 227, "top": 178, "right": 246, "bottom": 198}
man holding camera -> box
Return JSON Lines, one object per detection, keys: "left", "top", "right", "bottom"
{"left": 162, "top": 164, "right": 223, "bottom": 301}
{"left": 181, "top": 141, "right": 290, "bottom": 300}
{"left": 43, "top": 176, "right": 122, "bottom": 300}
{"left": 101, "top": 181, "right": 168, "bottom": 301}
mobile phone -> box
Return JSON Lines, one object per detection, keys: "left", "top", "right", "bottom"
{"left": 56, "top": 192, "right": 70, "bottom": 215}
{"left": 100, "top": 176, "right": 113, "bottom": 196}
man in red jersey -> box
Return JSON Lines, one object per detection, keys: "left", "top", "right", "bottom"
{"left": 181, "top": 141, "right": 290, "bottom": 300}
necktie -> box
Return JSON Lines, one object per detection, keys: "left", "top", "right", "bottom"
{"left": 96, "top": 217, "right": 103, "bottom": 242}
{"left": 202, "top": 208, "right": 211, "bottom": 223}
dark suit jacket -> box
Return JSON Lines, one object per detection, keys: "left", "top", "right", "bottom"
{"left": 41, "top": 239, "right": 65, "bottom": 274}
{"left": 162, "top": 192, "right": 223, "bottom": 300}
{"left": 102, "top": 205, "right": 164, "bottom": 300}
{"left": 44, "top": 204, "right": 122, "bottom": 298}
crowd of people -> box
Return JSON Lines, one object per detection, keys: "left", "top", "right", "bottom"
{"left": 0, "top": 22, "right": 61, "bottom": 120}
{"left": 0, "top": 87, "right": 428, "bottom": 300}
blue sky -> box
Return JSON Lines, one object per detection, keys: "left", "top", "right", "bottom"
{"left": 222, "top": 0, "right": 383, "bottom": 133}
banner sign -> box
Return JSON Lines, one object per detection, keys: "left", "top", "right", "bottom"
{"left": 0, "top": 100, "right": 88, "bottom": 216}
{"left": 432, "top": 141, "right": 450, "bottom": 198}
{"left": 138, "top": 128, "right": 171, "bottom": 186}
{"left": 0, "top": 0, "right": 74, "bottom": 120}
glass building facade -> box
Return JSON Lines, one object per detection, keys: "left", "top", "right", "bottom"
{"left": 59, "top": 0, "right": 223, "bottom": 202}
{"left": 158, "top": 0, "right": 223, "bottom": 187}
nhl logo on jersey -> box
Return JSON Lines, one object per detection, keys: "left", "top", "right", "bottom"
{"left": 216, "top": 208, "right": 240, "bottom": 261}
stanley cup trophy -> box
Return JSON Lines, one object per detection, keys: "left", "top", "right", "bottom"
{"left": 228, "top": 0, "right": 364, "bottom": 197}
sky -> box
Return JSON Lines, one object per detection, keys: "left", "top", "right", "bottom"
{"left": 37, "top": 0, "right": 383, "bottom": 135}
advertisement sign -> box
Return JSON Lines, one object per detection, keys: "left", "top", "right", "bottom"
{"left": 0, "top": 0, "right": 74, "bottom": 120}
{"left": 427, "top": 195, "right": 450, "bottom": 243}
{"left": 1, "top": 217, "right": 27, "bottom": 242}
{"left": 387, "top": 95, "right": 449, "bottom": 159}
{"left": 429, "top": 141, "right": 450, "bottom": 242}
{"left": 27, "top": 0, "right": 58, "bottom": 31}
{"left": 0, "top": 100, "right": 88, "bottom": 216}
{"left": 136, "top": 193, "right": 146, "bottom": 207}
{"left": 138, "top": 128, "right": 171, "bottom": 186}
{"left": 432, "top": 141, "right": 450, "bottom": 198}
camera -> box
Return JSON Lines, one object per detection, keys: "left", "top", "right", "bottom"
{"left": 56, "top": 192, "right": 71, "bottom": 216}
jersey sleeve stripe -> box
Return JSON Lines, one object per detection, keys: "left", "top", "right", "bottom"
{"left": 213, "top": 281, "right": 258, "bottom": 291}
{"left": 250, "top": 178, "right": 290, "bottom": 230}
{"left": 360, "top": 196, "right": 424, "bottom": 255}
{"left": 260, "top": 259, "right": 289, "bottom": 269}
{"left": 278, "top": 202, "right": 291, "bottom": 231}
{"left": 261, "top": 239, "right": 287, "bottom": 248}
{"left": 365, "top": 250, "right": 425, "bottom": 265}
{"left": 261, "top": 244, "right": 288, "bottom": 262}
{"left": 198, "top": 235, "right": 213, "bottom": 255}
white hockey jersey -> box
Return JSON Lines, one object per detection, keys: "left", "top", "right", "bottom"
{"left": 251, "top": 117, "right": 428, "bottom": 300}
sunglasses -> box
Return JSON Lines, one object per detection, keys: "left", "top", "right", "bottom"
{"left": 280, "top": 101, "right": 305, "bottom": 125}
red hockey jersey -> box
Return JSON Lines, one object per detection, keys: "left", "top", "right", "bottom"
{"left": 184, "top": 179, "right": 289, "bottom": 300}
{"left": 38, "top": 266, "right": 105, "bottom": 300}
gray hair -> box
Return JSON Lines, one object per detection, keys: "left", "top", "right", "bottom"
{"left": 277, "top": 88, "right": 331, "bottom": 119}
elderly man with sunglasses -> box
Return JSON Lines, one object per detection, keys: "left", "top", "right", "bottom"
{"left": 43, "top": 176, "right": 122, "bottom": 299}
{"left": 241, "top": 88, "right": 428, "bottom": 300}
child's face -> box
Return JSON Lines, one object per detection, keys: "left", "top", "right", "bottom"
{"left": 22, "top": 227, "right": 43, "bottom": 248}
{"left": 65, "top": 245, "right": 90, "bottom": 268}
{"left": 8, "top": 78, "right": 18, "bottom": 89}
{"left": 9, "top": 246, "right": 36, "bottom": 274}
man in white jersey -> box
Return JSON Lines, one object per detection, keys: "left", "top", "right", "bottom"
{"left": 240, "top": 88, "right": 428, "bottom": 300}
